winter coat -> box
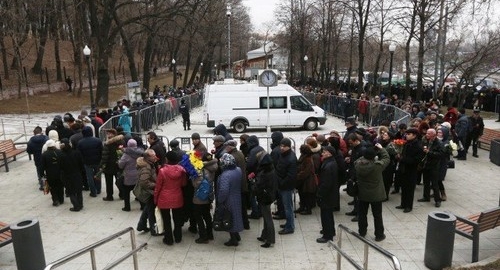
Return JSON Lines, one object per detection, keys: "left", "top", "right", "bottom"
{"left": 455, "top": 114, "right": 470, "bottom": 138}
{"left": 213, "top": 124, "right": 233, "bottom": 141}
{"left": 42, "top": 130, "right": 61, "bottom": 153}
{"left": 59, "top": 148, "right": 84, "bottom": 194}
{"left": 317, "top": 156, "right": 339, "bottom": 209}
{"left": 468, "top": 116, "right": 485, "bottom": 137}
{"left": 77, "top": 127, "right": 103, "bottom": 165}
{"left": 421, "top": 138, "right": 444, "bottom": 171}
{"left": 399, "top": 138, "right": 424, "bottom": 175}
{"left": 100, "top": 135, "right": 124, "bottom": 174}
{"left": 136, "top": 157, "right": 157, "bottom": 199}
{"left": 245, "top": 135, "right": 265, "bottom": 174}
{"left": 355, "top": 148, "right": 390, "bottom": 202}
{"left": 217, "top": 166, "right": 243, "bottom": 233}
{"left": 149, "top": 139, "right": 167, "bottom": 166}
{"left": 275, "top": 148, "right": 297, "bottom": 191}
{"left": 70, "top": 130, "right": 83, "bottom": 150}
{"left": 227, "top": 148, "right": 248, "bottom": 193}
{"left": 118, "top": 146, "right": 144, "bottom": 186}
{"left": 193, "top": 141, "right": 208, "bottom": 157}
{"left": 296, "top": 152, "right": 316, "bottom": 193}
{"left": 154, "top": 164, "right": 187, "bottom": 209}
{"left": 254, "top": 160, "right": 277, "bottom": 205}
{"left": 41, "top": 148, "right": 62, "bottom": 184}
{"left": 27, "top": 134, "right": 49, "bottom": 166}
{"left": 118, "top": 108, "right": 132, "bottom": 134}
{"left": 192, "top": 159, "right": 218, "bottom": 205}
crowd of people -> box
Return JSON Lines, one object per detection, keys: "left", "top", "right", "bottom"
{"left": 23, "top": 88, "right": 487, "bottom": 248}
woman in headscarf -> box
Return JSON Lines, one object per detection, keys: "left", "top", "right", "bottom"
{"left": 154, "top": 151, "right": 187, "bottom": 245}
{"left": 216, "top": 153, "right": 243, "bottom": 246}
{"left": 118, "top": 139, "right": 144, "bottom": 211}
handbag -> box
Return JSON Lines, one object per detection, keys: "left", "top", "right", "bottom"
{"left": 417, "top": 155, "right": 428, "bottom": 171}
{"left": 346, "top": 179, "right": 358, "bottom": 197}
{"left": 447, "top": 156, "right": 455, "bottom": 169}
{"left": 213, "top": 205, "right": 232, "bottom": 231}
{"left": 154, "top": 206, "right": 164, "bottom": 234}
{"left": 133, "top": 183, "right": 152, "bottom": 203}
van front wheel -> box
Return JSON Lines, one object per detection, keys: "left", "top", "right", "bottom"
{"left": 233, "top": 120, "right": 247, "bottom": 133}
{"left": 304, "top": 119, "right": 318, "bottom": 131}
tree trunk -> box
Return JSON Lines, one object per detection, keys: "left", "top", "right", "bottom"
{"left": 0, "top": 35, "right": 9, "bottom": 80}
{"left": 53, "top": 0, "right": 62, "bottom": 81}
{"left": 120, "top": 28, "right": 138, "bottom": 82}
{"left": 142, "top": 32, "right": 155, "bottom": 92}
{"left": 32, "top": 0, "right": 51, "bottom": 74}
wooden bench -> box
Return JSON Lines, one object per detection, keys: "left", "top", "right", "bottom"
{"left": 455, "top": 207, "right": 500, "bottom": 262}
{"left": 0, "top": 221, "right": 12, "bottom": 248}
{"left": 0, "top": 139, "right": 28, "bottom": 172}
{"left": 478, "top": 128, "right": 500, "bottom": 151}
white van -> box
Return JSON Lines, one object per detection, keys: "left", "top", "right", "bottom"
{"left": 203, "top": 79, "right": 327, "bottom": 133}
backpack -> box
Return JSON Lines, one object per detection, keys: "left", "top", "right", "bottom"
{"left": 195, "top": 177, "right": 212, "bottom": 201}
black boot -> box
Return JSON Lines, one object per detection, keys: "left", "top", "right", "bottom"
{"left": 224, "top": 233, "right": 239, "bottom": 246}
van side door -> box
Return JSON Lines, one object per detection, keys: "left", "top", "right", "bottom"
{"left": 259, "top": 96, "right": 288, "bottom": 127}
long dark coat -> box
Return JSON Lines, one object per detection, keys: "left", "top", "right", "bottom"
{"left": 59, "top": 148, "right": 84, "bottom": 194}
{"left": 217, "top": 166, "right": 243, "bottom": 233}
{"left": 317, "top": 156, "right": 339, "bottom": 209}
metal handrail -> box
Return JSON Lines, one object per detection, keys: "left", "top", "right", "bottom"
{"left": 328, "top": 224, "right": 402, "bottom": 270}
{"left": 44, "top": 227, "right": 147, "bottom": 270}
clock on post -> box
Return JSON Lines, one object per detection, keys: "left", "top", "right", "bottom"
{"left": 258, "top": 70, "right": 278, "bottom": 87}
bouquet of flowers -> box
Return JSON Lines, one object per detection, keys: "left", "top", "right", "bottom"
{"left": 391, "top": 139, "right": 406, "bottom": 155}
{"left": 179, "top": 150, "right": 204, "bottom": 180}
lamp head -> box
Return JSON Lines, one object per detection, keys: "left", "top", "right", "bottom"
{"left": 389, "top": 43, "right": 396, "bottom": 53}
{"left": 226, "top": 4, "right": 231, "bottom": 17}
{"left": 171, "top": 59, "right": 176, "bottom": 65}
{"left": 83, "top": 45, "right": 91, "bottom": 56}
{"left": 303, "top": 55, "right": 308, "bottom": 62}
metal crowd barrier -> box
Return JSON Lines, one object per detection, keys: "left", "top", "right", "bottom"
{"left": 300, "top": 91, "right": 411, "bottom": 127}
{"left": 328, "top": 224, "right": 402, "bottom": 270}
{"left": 172, "top": 136, "right": 298, "bottom": 154}
{"left": 98, "top": 92, "right": 204, "bottom": 141}
{"left": 44, "top": 227, "right": 147, "bottom": 270}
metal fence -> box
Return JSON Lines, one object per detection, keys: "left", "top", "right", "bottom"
{"left": 98, "top": 91, "right": 204, "bottom": 141}
{"left": 0, "top": 117, "right": 50, "bottom": 141}
{"left": 300, "top": 91, "right": 411, "bottom": 127}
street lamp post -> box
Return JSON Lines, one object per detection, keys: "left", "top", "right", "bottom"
{"left": 83, "top": 45, "right": 94, "bottom": 109}
{"left": 226, "top": 4, "right": 231, "bottom": 78}
{"left": 172, "top": 58, "right": 177, "bottom": 88}
{"left": 303, "top": 55, "right": 308, "bottom": 84}
{"left": 200, "top": 62, "right": 203, "bottom": 83}
{"left": 388, "top": 43, "right": 396, "bottom": 95}
{"left": 291, "top": 63, "right": 294, "bottom": 84}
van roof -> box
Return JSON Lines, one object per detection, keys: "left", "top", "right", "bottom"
{"left": 206, "top": 81, "right": 296, "bottom": 93}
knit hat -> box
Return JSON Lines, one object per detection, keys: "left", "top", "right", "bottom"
{"left": 127, "top": 139, "right": 137, "bottom": 148}
{"left": 213, "top": 135, "right": 225, "bottom": 143}
{"left": 280, "top": 138, "right": 292, "bottom": 148}
{"left": 322, "top": 146, "right": 336, "bottom": 156}
{"left": 405, "top": 128, "right": 419, "bottom": 135}
{"left": 363, "top": 147, "right": 377, "bottom": 160}
{"left": 166, "top": 151, "right": 180, "bottom": 164}
{"left": 46, "top": 139, "right": 56, "bottom": 148}
{"left": 169, "top": 139, "right": 179, "bottom": 148}
{"left": 345, "top": 116, "right": 356, "bottom": 126}
{"left": 191, "top": 133, "right": 201, "bottom": 140}
{"left": 219, "top": 153, "right": 236, "bottom": 170}
{"left": 223, "top": 140, "right": 237, "bottom": 147}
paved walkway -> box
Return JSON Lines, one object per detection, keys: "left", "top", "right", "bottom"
{"left": 0, "top": 108, "right": 499, "bottom": 270}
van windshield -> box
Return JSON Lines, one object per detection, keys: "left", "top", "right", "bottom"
{"left": 291, "top": 96, "right": 313, "bottom": 111}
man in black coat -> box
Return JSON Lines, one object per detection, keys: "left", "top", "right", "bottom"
{"left": 179, "top": 99, "right": 191, "bottom": 130}
{"left": 418, "top": 128, "right": 445, "bottom": 207}
{"left": 316, "top": 146, "right": 339, "bottom": 243}
{"left": 396, "top": 128, "right": 424, "bottom": 213}
{"left": 275, "top": 138, "right": 297, "bottom": 235}
{"left": 245, "top": 135, "right": 265, "bottom": 219}
{"left": 27, "top": 126, "right": 49, "bottom": 190}
{"left": 147, "top": 132, "right": 167, "bottom": 167}
{"left": 77, "top": 126, "right": 103, "bottom": 197}
{"left": 344, "top": 133, "right": 366, "bottom": 221}
{"left": 465, "top": 108, "right": 485, "bottom": 158}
